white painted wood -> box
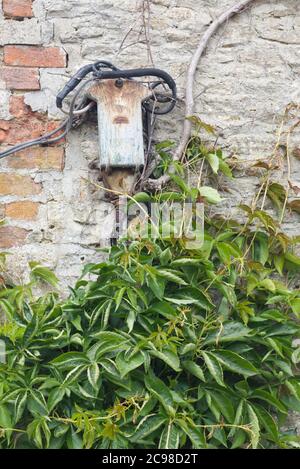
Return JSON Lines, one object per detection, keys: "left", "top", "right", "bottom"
{"left": 87, "top": 79, "right": 151, "bottom": 170}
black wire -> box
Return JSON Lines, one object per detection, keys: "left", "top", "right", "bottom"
{"left": 0, "top": 79, "right": 96, "bottom": 160}
{"left": 0, "top": 119, "right": 69, "bottom": 160}
{"left": 0, "top": 62, "right": 177, "bottom": 160}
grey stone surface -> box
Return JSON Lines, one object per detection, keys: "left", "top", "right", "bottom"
{"left": 0, "top": 18, "right": 42, "bottom": 45}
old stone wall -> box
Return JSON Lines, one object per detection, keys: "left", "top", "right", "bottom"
{"left": 0, "top": 0, "right": 300, "bottom": 288}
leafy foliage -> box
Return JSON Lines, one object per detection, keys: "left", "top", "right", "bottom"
{"left": 0, "top": 221, "right": 300, "bottom": 448}
{"left": 0, "top": 123, "right": 300, "bottom": 449}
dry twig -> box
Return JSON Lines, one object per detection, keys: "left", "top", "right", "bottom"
{"left": 143, "top": 0, "right": 256, "bottom": 191}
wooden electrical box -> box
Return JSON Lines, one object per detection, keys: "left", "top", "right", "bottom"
{"left": 87, "top": 79, "right": 151, "bottom": 170}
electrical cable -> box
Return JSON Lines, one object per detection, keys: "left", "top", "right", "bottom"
{"left": 0, "top": 119, "right": 69, "bottom": 160}
{"left": 0, "top": 61, "right": 177, "bottom": 161}
{"left": 0, "top": 79, "right": 96, "bottom": 160}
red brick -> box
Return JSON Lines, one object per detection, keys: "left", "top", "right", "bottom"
{"left": 0, "top": 130, "right": 6, "bottom": 143}
{"left": 0, "top": 96, "right": 64, "bottom": 145}
{"left": 0, "top": 173, "right": 41, "bottom": 196}
{"left": 9, "top": 95, "right": 31, "bottom": 118}
{"left": 3, "top": 0, "right": 33, "bottom": 19}
{"left": 4, "top": 46, "right": 67, "bottom": 68}
{"left": 0, "top": 121, "right": 10, "bottom": 131}
{"left": 2, "top": 67, "right": 40, "bottom": 91}
{"left": 5, "top": 201, "right": 39, "bottom": 220}
{"left": 0, "top": 226, "right": 29, "bottom": 248}
{"left": 8, "top": 147, "right": 65, "bottom": 170}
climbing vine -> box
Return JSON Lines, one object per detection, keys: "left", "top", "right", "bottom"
{"left": 0, "top": 116, "right": 300, "bottom": 448}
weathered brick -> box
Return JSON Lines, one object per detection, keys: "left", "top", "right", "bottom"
{"left": 3, "top": 0, "right": 33, "bottom": 19}
{"left": 0, "top": 226, "right": 29, "bottom": 248}
{"left": 0, "top": 96, "right": 63, "bottom": 145}
{"left": 0, "top": 174, "right": 41, "bottom": 197}
{"left": 5, "top": 201, "right": 39, "bottom": 220}
{"left": 8, "top": 147, "right": 65, "bottom": 170}
{"left": 4, "top": 46, "right": 67, "bottom": 68}
{"left": 9, "top": 95, "right": 31, "bottom": 118}
{"left": 2, "top": 67, "right": 40, "bottom": 91}
{"left": 0, "top": 130, "right": 6, "bottom": 143}
{"left": 0, "top": 205, "right": 5, "bottom": 219}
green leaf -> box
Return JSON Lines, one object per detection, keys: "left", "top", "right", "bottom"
{"left": 207, "top": 153, "right": 220, "bottom": 174}
{"left": 202, "top": 351, "right": 224, "bottom": 387}
{"left": 62, "top": 365, "right": 86, "bottom": 386}
{"left": 14, "top": 392, "right": 28, "bottom": 423}
{"left": 28, "top": 391, "right": 48, "bottom": 416}
{"left": 150, "top": 349, "right": 181, "bottom": 372}
{"left": 217, "top": 242, "right": 241, "bottom": 264}
{"left": 171, "top": 257, "right": 202, "bottom": 266}
{"left": 48, "top": 388, "right": 65, "bottom": 412}
{"left": 165, "top": 287, "right": 213, "bottom": 310}
{"left": 147, "top": 275, "right": 165, "bottom": 300}
{"left": 157, "top": 269, "right": 187, "bottom": 286}
{"left": 116, "top": 351, "right": 144, "bottom": 378}
{"left": 290, "top": 298, "right": 300, "bottom": 316}
{"left": 182, "top": 360, "right": 206, "bottom": 382}
{"left": 274, "top": 254, "right": 285, "bottom": 275}
{"left": 266, "top": 338, "right": 284, "bottom": 358}
{"left": 228, "top": 400, "right": 244, "bottom": 438}
{"left": 251, "top": 389, "right": 287, "bottom": 413}
{"left": 87, "top": 362, "right": 100, "bottom": 389}
{"left": 258, "top": 279, "right": 276, "bottom": 293}
{"left": 203, "top": 321, "right": 251, "bottom": 345}
{"left": 247, "top": 404, "right": 260, "bottom": 449}
{"left": 67, "top": 428, "right": 83, "bottom": 449}
{"left": 253, "top": 233, "right": 269, "bottom": 266}
{"left": 157, "top": 192, "right": 183, "bottom": 202}
{"left": 285, "top": 252, "right": 300, "bottom": 267}
{"left": 252, "top": 404, "right": 279, "bottom": 443}
{"left": 149, "top": 301, "right": 177, "bottom": 319}
{"left": 219, "top": 159, "right": 233, "bottom": 178}
{"left": 50, "top": 352, "right": 89, "bottom": 368}
{"left": 29, "top": 262, "right": 59, "bottom": 287}
{"left": 114, "top": 286, "right": 126, "bottom": 311}
{"left": 213, "top": 350, "right": 258, "bottom": 377}
{"left": 209, "top": 390, "right": 235, "bottom": 422}
{"left": 132, "top": 415, "right": 166, "bottom": 442}
{"left": 159, "top": 422, "right": 180, "bottom": 449}
{"left": 160, "top": 248, "right": 172, "bottom": 266}
{"left": 170, "top": 174, "right": 190, "bottom": 194}
{"left": 145, "top": 373, "right": 175, "bottom": 416}
{"left": 260, "top": 309, "right": 286, "bottom": 322}
{"left": 0, "top": 299, "right": 14, "bottom": 320}
{"left": 231, "top": 429, "right": 246, "bottom": 449}
{"left": 89, "top": 332, "right": 128, "bottom": 357}
{"left": 199, "top": 186, "right": 223, "bottom": 204}
{"left": 292, "top": 348, "right": 300, "bottom": 364}
{"left": 129, "top": 192, "right": 151, "bottom": 205}
{"left": 179, "top": 419, "right": 206, "bottom": 448}
{"left": 126, "top": 309, "right": 136, "bottom": 333}
{"left": 0, "top": 404, "right": 12, "bottom": 440}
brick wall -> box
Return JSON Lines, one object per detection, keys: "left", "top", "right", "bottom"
{"left": 0, "top": 0, "right": 300, "bottom": 289}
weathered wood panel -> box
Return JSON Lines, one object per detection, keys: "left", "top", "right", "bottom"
{"left": 87, "top": 79, "right": 151, "bottom": 170}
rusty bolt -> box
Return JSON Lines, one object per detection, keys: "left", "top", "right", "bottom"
{"left": 115, "top": 78, "right": 124, "bottom": 88}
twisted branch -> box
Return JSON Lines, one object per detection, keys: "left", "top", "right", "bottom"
{"left": 143, "top": 0, "right": 257, "bottom": 191}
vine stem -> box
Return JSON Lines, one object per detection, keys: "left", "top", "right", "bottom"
{"left": 143, "top": 0, "right": 256, "bottom": 191}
